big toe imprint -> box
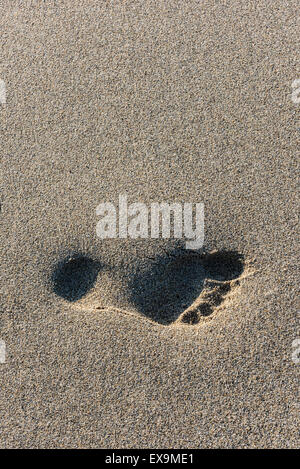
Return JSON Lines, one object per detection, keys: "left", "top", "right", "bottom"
{"left": 51, "top": 250, "right": 246, "bottom": 326}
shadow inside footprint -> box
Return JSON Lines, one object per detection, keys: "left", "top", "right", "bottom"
{"left": 51, "top": 255, "right": 101, "bottom": 302}
{"left": 201, "top": 251, "right": 244, "bottom": 281}
{"left": 128, "top": 253, "right": 206, "bottom": 324}
{"left": 128, "top": 250, "right": 244, "bottom": 325}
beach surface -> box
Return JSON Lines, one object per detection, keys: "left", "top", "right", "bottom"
{"left": 0, "top": 0, "right": 299, "bottom": 448}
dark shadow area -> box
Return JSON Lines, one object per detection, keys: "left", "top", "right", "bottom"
{"left": 128, "top": 250, "right": 244, "bottom": 324}
{"left": 51, "top": 254, "right": 101, "bottom": 302}
{"left": 180, "top": 282, "right": 232, "bottom": 324}
{"left": 201, "top": 251, "right": 244, "bottom": 281}
{"left": 180, "top": 309, "right": 200, "bottom": 325}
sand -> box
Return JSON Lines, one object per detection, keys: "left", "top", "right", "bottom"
{"left": 0, "top": 0, "right": 299, "bottom": 448}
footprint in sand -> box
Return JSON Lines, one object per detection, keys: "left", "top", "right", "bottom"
{"left": 51, "top": 250, "right": 247, "bottom": 326}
